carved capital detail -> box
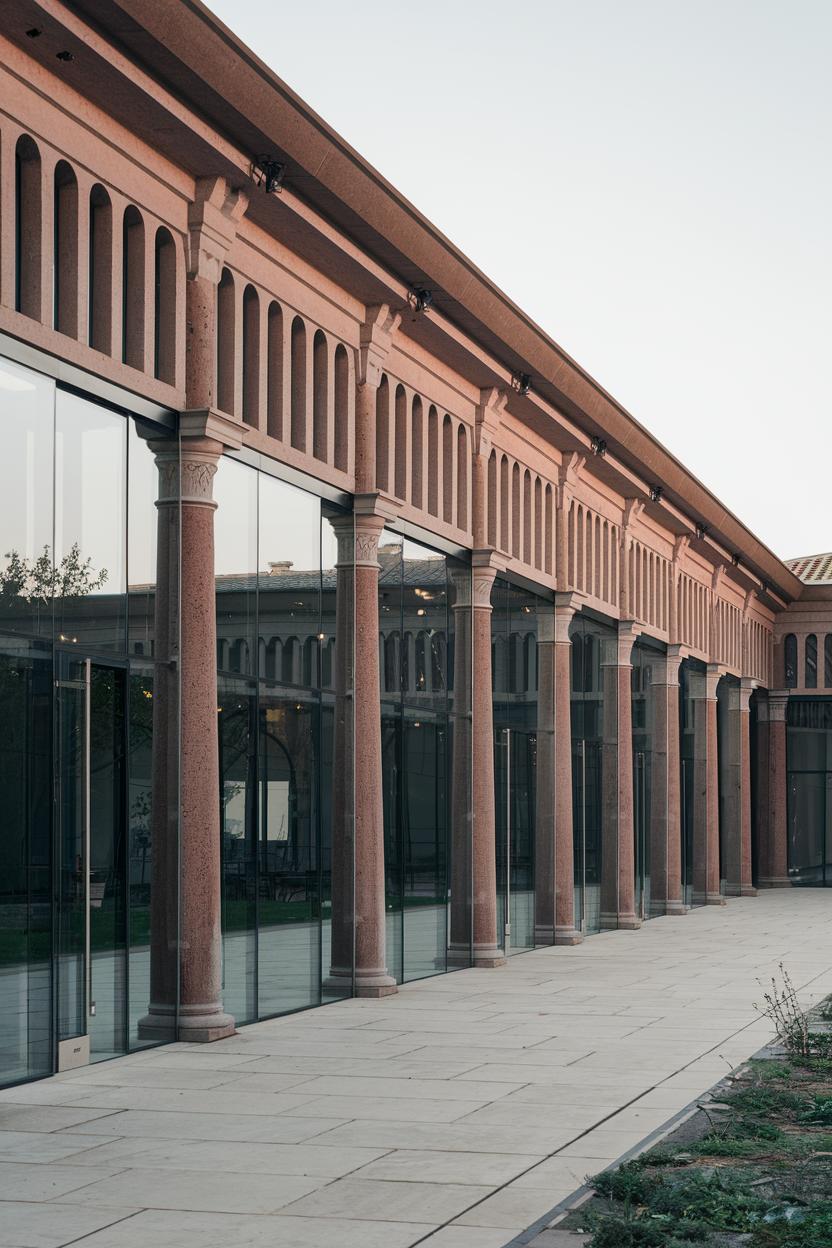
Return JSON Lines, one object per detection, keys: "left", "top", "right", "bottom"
{"left": 472, "top": 566, "right": 497, "bottom": 610}
{"left": 154, "top": 443, "right": 220, "bottom": 509}
{"left": 358, "top": 304, "right": 402, "bottom": 388}
{"left": 187, "top": 176, "right": 249, "bottom": 284}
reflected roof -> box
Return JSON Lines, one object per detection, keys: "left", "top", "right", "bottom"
{"left": 785, "top": 553, "right": 832, "bottom": 585}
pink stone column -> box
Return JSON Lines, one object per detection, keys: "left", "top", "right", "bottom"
{"left": 600, "top": 625, "right": 640, "bottom": 930}
{"left": 648, "top": 649, "right": 687, "bottom": 916}
{"left": 703, "top": 665, "right": 725, "bottom": 905}
{"left": 721, "top": 681, "right": 743, "bottom": 897}
{"left": 534, "top": 604, "right": 556, "bottom": 946}
{"left": 325, "top": 516, "right": 355, "bottom": 990}
{"left": 739, "top": 680, "right": 758, "bottom": 897}
{"left": 177, "top": 439, "right": 235, "bottom": 1040}
{"left": 755, "top": 696, "right": 772, "bottom": 883}
{"left": 448, "top": 568, "right": 474, "bottom": 963}
{"left": 761, "top": 693, "right": 791, "bottom": 887}
{"left": 554, "top": 594, "right": 581, "bottom": 945}
{"left": 137, "top": 438, "right": 180, "bottom": 1043}
{"left": 351, "top": 509, "right": 397, "bottom": 995}
{"left": 471, "top": 559, "right": 506, "bottom": 967}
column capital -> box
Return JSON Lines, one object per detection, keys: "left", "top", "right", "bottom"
{"left": 601, "top": 619, "right": 640, "bottom": 667}
{"left": 554, "top": 590, "right": 580, "bottom": 643}
{"left": 187, "top": 176, "right": 248, "bottom": 283}
{"left": 153, "top": 437, "right": 222, "bottom": 510}
{"left": 651, "top": 648, "right": 682, "bottom": 686}
{"left": 537, "top": 600, "right": 555, "bottom": 643}
{"left": 768, "top": 691, "right": 790, "bottom": 722}
{"left": 358, "top": 304, "right": 401, "bottom": 388}
{"left": 705, "top": 662, "right": 723, "bottom": 699}
{"left": 471, "top": 550, "right": 503, "bottom": 610}
{"left": 739, "top": 676, "right": 759, "bottom": 712}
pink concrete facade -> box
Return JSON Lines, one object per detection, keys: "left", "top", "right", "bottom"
{"left": 1, "top": 3, "right": 828, "bottom": 1056}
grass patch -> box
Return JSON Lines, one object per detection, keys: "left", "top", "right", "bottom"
{"left": 558, "top": 988, "right": 832, "bottom": 1248}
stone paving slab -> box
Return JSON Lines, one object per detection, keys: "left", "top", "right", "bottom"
{"left": 1, "top": 891, "right": 831, "bottom": 1248}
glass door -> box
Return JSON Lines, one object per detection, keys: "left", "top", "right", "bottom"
{"left": 633, "top": 751, "right": 649, "bottom": 919}
{"left": 56, "top": 655, "right": 128, "bottom": 1068}
{"left": 495, "top": 727, "right": 536, "bottom": 956}
{"left": 572, "top": 738, "right": 603, "bottom": 935}
{"left": 788, "top": 771, "right": 832, "bottom": 886}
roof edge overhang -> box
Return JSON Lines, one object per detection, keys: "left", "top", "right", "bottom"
{"left": 53, "top": 0, "right": 801, "bottom": 602}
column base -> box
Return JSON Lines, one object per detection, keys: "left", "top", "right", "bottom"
{"left": 601, "top": 911, "right": 642, "bottom": 931}
{"left": 663, "top": 900, "right": 690, "bottom": 916}
{"left": 136, "top": 1003, "right": 177, "bottom": 1043}
{"left": 740, "top": 885, "right": 758, "bottom": 897}
{"left": 534, "top": 924, "right": 555, "bottom": 947}
{"left": 354, "top": 968, "right": 398, "bottom": 998}
{"left": 705, "top": 893, "right": 727, "bottom": 906}
{"left": 446, "top": 942, "right": 474, "bottom": 968}
{"left": 554, "top": 925, "right": 583, "bottom": 946}
{"left": 616, "top": 914, "right": 642, "bottom": 931}
{"left": 473, "top": 942, "right": 507, "bottom": 968}
{"left": 757, "top": 877, "right": 792, "bottom": 889}
{"left": 723, "top": 884, "right": 742, "bottom": 897}
{"left": 177, "top": 1002, "right": 236, "bottom": 1043}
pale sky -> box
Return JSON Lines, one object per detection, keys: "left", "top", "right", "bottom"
{"left": 208, "top": 0, "right": 831, "bottom": 562}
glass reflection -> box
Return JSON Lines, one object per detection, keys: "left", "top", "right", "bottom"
{"left": 0, "top": 354, "right": 180, "bottom": 1087}
{"left": 379, "top": 532, "right": 471, "bottom": 982}
{"left": 787, "top": 699, "right": 832, "bottom": 886}
{"left": 213, "top": 458, "right": 353, "bottom": 1022}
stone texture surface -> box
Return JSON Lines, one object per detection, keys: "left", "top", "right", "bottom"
{"left": 1, "top": 891, "right": 830, "bottom": 1248}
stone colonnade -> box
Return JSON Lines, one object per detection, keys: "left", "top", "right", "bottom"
{"left": 151, "top": 178, "right": 789, "bottom": 1040}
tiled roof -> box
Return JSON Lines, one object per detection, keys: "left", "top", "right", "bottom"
{"left": 785, "top": 553, "right": 832, "bottom": 585}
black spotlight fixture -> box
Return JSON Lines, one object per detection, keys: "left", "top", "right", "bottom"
{"left": 649, "top": 484, "right": 663, "bottom": 504}
{"left": 731, "top": 552, "right": 741, "bottom": 567}
{"left": 511, "top": 371, "right": 532, "bottom": 397}
{"left": 25, "top": 27, "right": 42, "bottom": 37}
{"left": 590, "top": 436, "right": 607, "bottom": 457}
{"left": 695, "top": 522, "right": 708, "bottom": 541}
{"left": 407, "top": 288, "right": 434, "bottom": 315}
{"left": 252, "top": 157, "right": 286, "bottom": 194}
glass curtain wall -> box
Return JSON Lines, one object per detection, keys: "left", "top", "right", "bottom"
{"left": 717, "top": 675, "right": 741, "bottom": 895}
{"left": 0, "top": 354, "right": 179, "bottom": 1088}
{"left": 214, "top": 457, "right": 354, "bottom": 1024}
{"left": 679, "top": 658, "right": 706, "bottom": 907}
{"left": 378, "top": 532, "right": 472, "bottom": 983}
{"left": 631, "top": 639, "right": 660, "bottom": 921}
{"left": 492, "top": 578, "right": 540, "bottom": 955}
{"left": 570, "top": 613, "right": 617, "bottom": 934}
{"left": 787, "top": 698, "right": 832, "bottom": 885}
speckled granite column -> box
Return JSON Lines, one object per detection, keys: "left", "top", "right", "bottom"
{"left": 177, "top": 439, "right": 235, "bottom": 1040}
{"left": 534, "top": 603, "right": 556, "bottom": 946}
{"left": 651, "top": 649, "right": 687, "bottom": 915}
{"left": 448, "top": 567, "right": 474, "bottom": 964}
{"left": 704, "top": 665, "right": 725, "bottom": 905}
{"left": 472, "top": 558, "right": 505, "bottom": 967}
{"left": 739, "top": 680, "right": 758, "bottom": 896}
{"left": 352, "top": 508, "right": 397, "bottom": 995}
{"left": 554, "top": 594, "right": 581, "bottom": 945}
{"left": 600, "top": 624, "right": 639, "bottom": 930}
{"left": 762, "top": 693, "right": 791, "bottom": 887}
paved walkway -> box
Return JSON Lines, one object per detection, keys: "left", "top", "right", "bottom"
{"left": 2, "top": 890, "right": 832, "bottom": 1248}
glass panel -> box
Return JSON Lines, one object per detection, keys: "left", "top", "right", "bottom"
{"left": 570, "top": 614, "right": 612, "bottom": 934}
{"left": 219, "top": 677, "right": 257, "bottom": 1026}
{"left": 509, "top": 727, "right": 536, "bottom": 953}
{"left": 0, "top": 359, "right": 55, "bottom": 639}
{"left": 788, "top": 773, "right": 825, "bottom": 885}
{"left": 215, "top": 458, "right": 257, "bottom": 1024}
{"left": 679, "top": 659, "right": 706, "bottom": 907}
{"left": 258, "top": 693, "right": 320, "bottom": 1015}
{"left": 0, "top": 640, "right": 52, "bottom": 1086}
{"left": 806, "top": 635, "right": 818, "bottom": 690}
{"left": 320, "top": 505, "right": 353, "bottom": 1002}
{"left": 88, "top": 663, "right": 127, "bottom": 1062}
{"left": 56, "top": 654, "right": 87, "bottom": 1044}
{"left": 403, "top": 712, "right": 447, "bottom": 981}
{"left": 717, "top": 676, "right": 741, "bottom": 895}
{"left": 55, "top": 391, "right": 127, "bottom": 651}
